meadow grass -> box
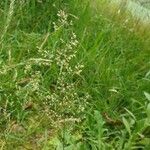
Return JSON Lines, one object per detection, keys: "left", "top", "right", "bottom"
{"left": 0, "top": 0, "right": 150, "bottom": 149}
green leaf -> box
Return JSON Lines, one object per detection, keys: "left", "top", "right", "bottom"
{"left": 144, "top": 92, "right": 150, "bottom": 102}
{"left": 94, "top": 110, "right": 105, "bottom": 132}
{"left": 124, "top": 107, "right": 136, "bottom": 120}
{"left": 94, "top": 110, "right": 104, "bottom": 126}
{"left": 122, "top": 117, "right": 131, "bottom": 136}
{"left": 147, "top": 103, "right": 150, "bottom": 122}
{"left": 135, "top": 119, "right": 146, "bottom": 133}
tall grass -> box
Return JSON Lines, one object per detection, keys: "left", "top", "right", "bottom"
{"left": 0, "top": 0, "right": 150, "bottom": 149}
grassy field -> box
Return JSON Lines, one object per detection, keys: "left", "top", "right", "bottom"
{"left": 0, "top": 0, "right": 150, "bottom": 149}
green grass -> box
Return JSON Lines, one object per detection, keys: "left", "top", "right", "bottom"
{"left": 0, "top": 0, "right": 150, "bottom": 149}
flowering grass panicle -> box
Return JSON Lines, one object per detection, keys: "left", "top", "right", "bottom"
{"left": 42, "top": 10, "right": 89, "bottom": 120}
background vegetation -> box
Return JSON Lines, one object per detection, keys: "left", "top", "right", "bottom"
{"left": 0, "top": 0, "right": 150, "bottom": 149}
